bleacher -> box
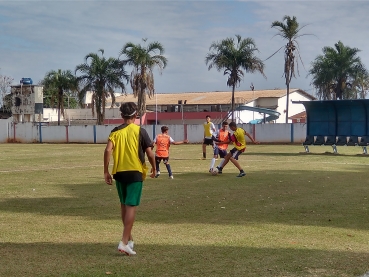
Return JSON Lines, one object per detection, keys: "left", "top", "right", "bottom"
{"left": 295, "top": 99, "right": 369, "bottom": 155}
{"left": 303, "top": 135, "right": 369, "bottom": 154}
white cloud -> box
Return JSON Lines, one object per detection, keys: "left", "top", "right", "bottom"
{"left": 0, "top": 0, "right": 368, "bottom": 96}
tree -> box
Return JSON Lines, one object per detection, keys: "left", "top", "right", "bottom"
{"left": 309, "top": 41, "right": 368, "bottom": 100}
{"left": 42, "top": 87, "right": 78, "bottom": 109}
{"left": 269, "top": 15, "right": 311, "bottom": 123}
{"left": 75, "top": 49, "right": 129, "bottom": 125}
{"left": 205, "top": 35, "right": 265, "bottom": 121}
{"left": 119, "top": 39, "right": 167, "bottom": 125}
{"left": 42, "top": 69, "right": 78, "bottom": 125}
{"left": 0, "top": 93, "right": 13, "bottom": 119}
{"left": 0, "top": 73, "right": 14, "bottom": 113}
{"left": 351, "top": 71, "right": 369, "bottom": 99}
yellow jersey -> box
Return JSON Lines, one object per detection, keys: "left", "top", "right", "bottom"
{"left": 233, "top": 127, "right": 247, "bottom": 150}
{"left": 108, "top": 123, "right": 148, "bottom": 180}
{"left": 203, "top": 121, "right": 215, "bottom": 138}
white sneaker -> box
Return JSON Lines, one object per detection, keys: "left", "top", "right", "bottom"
{"left": 155, "top": 171, "right": 160, "bottom": 178}
{"left": 118, "top": 241, "right": 136, "bottom": 255}
{"left": 128, "top": 240, "right": 134, "bottom": 250}
{"left": 169, "top": 175, "right": 173, "bottom": 179}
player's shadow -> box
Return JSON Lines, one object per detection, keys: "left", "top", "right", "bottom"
{"left": 2, "top": 242, "right": 368, "bottom": 276}
{"left": 141, "top": 168, "right": 369, "bottom": 231}
{"left": 0, "top": 182, "right": 121, "bottom": 220}
{"left": 1, "top": 168, "right": 369, "bottom": 231}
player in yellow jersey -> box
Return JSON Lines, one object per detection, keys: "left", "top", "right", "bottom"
{"left": 216, "top": 121, "right": 259, "bottom": 177}
{"left": 104, "top": 102, "right": 156, "bottom": 256}
{"left": 202, "top": 115, "right": 216, "bottom": 159}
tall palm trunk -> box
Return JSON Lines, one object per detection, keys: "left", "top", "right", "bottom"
{"left": 284, "top": 51, "right": 293, "bottom": 123}
{"left": 231, "top": 84, "right": 235, "bottom": 122}
{"left": 138, "top": 87, "right": 144, "bottom": 126}
{"left": 285, "top": 83, "right": 290, "bottom": 123}
{"left": 57, "top": 99, "right": 61, "bottom": 126}
{"left": 57, "top": 88, "right": 62, "bottom": 126}
{"left": 97, "top": 95, "right": 103, "bottom": 125}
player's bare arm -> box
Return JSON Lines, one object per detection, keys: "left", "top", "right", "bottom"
{"left": 104, "top": 140, "right": 114, "bottom": 185}
{"left": 244, "top": 130, "right": 260, "bottom": 144}
{"left": 173, "top": 139, "right": 189, "bottom": 145}
{"left": 145, "top": 147, "right": 156, "bottom": 178}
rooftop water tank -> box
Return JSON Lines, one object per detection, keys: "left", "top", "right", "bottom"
{"left": 20, "top": 78, "right": 33, "bottom": 85}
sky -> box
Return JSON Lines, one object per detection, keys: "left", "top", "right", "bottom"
{"left": 0, "top": 0, "right": 368, "bottom": 98}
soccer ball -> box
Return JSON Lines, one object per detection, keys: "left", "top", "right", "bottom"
{"left": 211, "top": 168, "right": 219, "bottom": 176}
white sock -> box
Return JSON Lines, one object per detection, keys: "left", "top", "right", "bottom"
{"left": 210, "top": 158, "right": 216, "bottom": 169}
{"left": 218, "top": 159, "right": 225, "bottom": 168}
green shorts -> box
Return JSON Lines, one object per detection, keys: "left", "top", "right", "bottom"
{"left": 115, "top": 181, "right": 143, "bottom": 206}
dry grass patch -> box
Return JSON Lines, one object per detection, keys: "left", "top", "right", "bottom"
{"left": 1, "top": 143, "right": 368, "bottom": 277}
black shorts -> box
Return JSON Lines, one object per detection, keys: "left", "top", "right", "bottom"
{"left": 214, "top": 147, "right": 228, "bottom": 158}
{"left": 156, "top": 156, "right": 169, "bottom": 164}
{"left": 229, "top": 147, "right": 245, "bottom": 160}
{"left": 203, "top": 138, "right": 214, "bottom": 146}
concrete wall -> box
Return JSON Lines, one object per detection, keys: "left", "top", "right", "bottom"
{"left": 0, "top": 117, "right": 12, "bottom": 143}
{"left": 0, "top": 120, "right": 307, "bottom": 144}
{"left": 276, "top": 92, "right": 308, "bottom": 123}
{"left": 41, "top": 126, "right": 67, "bottom": 143}
{"left": 14, "top": 122, "right": 37, "bottom": 143}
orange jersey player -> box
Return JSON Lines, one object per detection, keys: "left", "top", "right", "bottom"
{"left": 153, "top": 126, "right": 188, "bottom": 179}
{"left": 209, "top": 121, "right": 231, "bottom": 172}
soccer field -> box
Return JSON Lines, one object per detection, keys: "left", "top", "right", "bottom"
{"left": 1, "top": 143, "right": 369, "bottom": 277}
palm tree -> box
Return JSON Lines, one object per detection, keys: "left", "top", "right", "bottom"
{"left": 308, "top": 54, "right": 333, "bottom": 100}
{"left": 351, "top": 71, "right": 369, "bottom": 99}
{"left": 205, "top": 35, "right": 265, "bottom": 121}
{"left": 75, "top": 49, "right": 129, "bottom": 125}
{"left": 42, "top": 69, "right": 77, "bottom": 125}
{"left": 119, "top": 39, "right": 167, "bottom": 125}
{"left": 269, "top": 16, "right": 311, "bottom": 123}
{"left": 309, "top": 41, "right": 368, "bottom": 100}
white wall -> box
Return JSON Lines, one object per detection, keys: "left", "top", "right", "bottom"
{"left": 42, "top": 126, "right": 67, "bottom": 143}
{"left": 43, "top": 108, "right": 62, "bottom": 122}
{"left": 14, "top": 122, "right": 37, "bottom": 142}
{"left": 0, "top": 117, "right": 12, "bottom": 143}
{"left": 255, "top": 124, "right": 292, "bottom": 143}
{"left": 0, "top": 121, "right": 307, "bottom": 144}
{"left": 96, "top": 125, "right": 114, "bottom": 143}
{"left": 292, "top": 123, "right": 307, "bottom": 143}
{"left": 276, "top": 92, "right": 308, "bottom": 123}
{"left": 69, "top": 125, "right": 95, "bottom": 143}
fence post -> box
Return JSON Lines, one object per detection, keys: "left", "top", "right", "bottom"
{"left": 93, "top": 125, "right": 96, "bottom": 144}
{"left": 65, "top": 126, "right": 69, "bottom": 143}
{"left": 290, "top": 124, "right": 294, "bottom": 143}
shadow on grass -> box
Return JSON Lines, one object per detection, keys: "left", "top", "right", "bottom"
{"left": 1, "top": 242, "right": 368, "bottom": 277}
{"left": 1, "top": 168, "right": 369, "bottom": 230}
{"left": 244, "top": 152, "right": 369, "bottom": 157}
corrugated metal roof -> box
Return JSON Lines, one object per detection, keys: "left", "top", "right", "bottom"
{"left": 289, "top": 111, "right": 306, "bottom": 119}
{"left": 110, "top": 89, "right": 315, "bottom": 106}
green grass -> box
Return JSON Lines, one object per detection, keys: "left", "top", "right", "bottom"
{"left": 1, "top": 143, "right": 369, "bottom": 277}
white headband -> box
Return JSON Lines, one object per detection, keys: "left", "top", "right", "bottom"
{"left": 124, "top": 111, "right": 137, "bottom": 117}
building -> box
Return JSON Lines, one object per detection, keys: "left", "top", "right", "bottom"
{"left": 11, "top": 84, "right": 43, "bottom": 123}
{"left": 8, "top": 88, "right": 315, "bottom": 125}
{"left": 289, "top": 111, "right": 306, "bottom": 123}
{"left": 106, "top": 88, "right": 315, "bottom": 125}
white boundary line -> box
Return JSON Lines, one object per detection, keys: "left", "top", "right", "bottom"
{"left": 0, "top": 164, "right": 101, "bottom": 173}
